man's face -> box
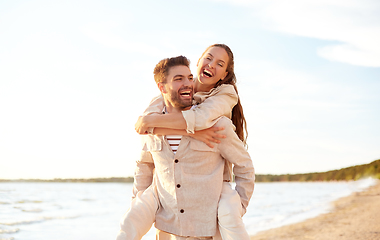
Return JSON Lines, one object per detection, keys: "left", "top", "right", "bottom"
{"left": 160, "top": 65, "right": 194, "bottom": 110}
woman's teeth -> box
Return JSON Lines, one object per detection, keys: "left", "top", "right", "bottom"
{"left": 203, "top": 69, "right": 213, "bottom": 77}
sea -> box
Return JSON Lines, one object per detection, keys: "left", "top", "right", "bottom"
{"left": 0, "top": 178, "right": 377, "bottom": 240}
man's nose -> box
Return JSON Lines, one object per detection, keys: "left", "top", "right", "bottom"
{"left": 184, "top": 77, "right": 193, "bottom": 86}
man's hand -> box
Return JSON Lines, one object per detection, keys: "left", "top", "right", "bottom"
{"left": 191, "top": 127, "right": 226, "bottom": 148}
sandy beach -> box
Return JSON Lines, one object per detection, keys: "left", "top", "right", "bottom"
{"left": 250, "top": 179, "right": 380, "bottom": 240}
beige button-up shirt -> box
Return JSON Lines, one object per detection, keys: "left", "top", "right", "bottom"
{"left": 134, "top": 117, "right": 255, "bottom": 237}
{"left": 134, "top": 84, "right": 255, "bottom": 237}
{"left": 142, "top": 84, "right": 239, "bottom": 182}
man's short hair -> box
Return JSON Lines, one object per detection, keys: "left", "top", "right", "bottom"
{"left": 154, "top": 56, "right": 190, "bottom": 84}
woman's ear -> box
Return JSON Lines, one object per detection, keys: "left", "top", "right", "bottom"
{"left": 221, "top": 71, "right": 228, "bottom": 80}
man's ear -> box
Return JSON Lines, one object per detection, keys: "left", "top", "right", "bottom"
{"left": 157, "top": 82, "right": 166, "bottom": 94}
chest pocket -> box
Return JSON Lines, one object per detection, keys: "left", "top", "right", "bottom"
{"left": 142, "top": 136, "right": 162, "bottom": 152}
{"left": 189, "top": 140, "right": 219, "bottom": 153}
{"left": 141, "top": 136, "right": 170, "bottom": 174}
{"left": 182, "top": 140, "right": 222, "bottom": 175}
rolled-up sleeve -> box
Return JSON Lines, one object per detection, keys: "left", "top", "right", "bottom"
{"left": 132, "top": 147, "right": 155, "bottom": 199}
{"left": 181, "top": 109, "right": 196, "bottom": 134}
{"left": 181, "top": 85, "right": 238, "bottom": 133}
{"left": 140, "top": 95, "right": 164, "bottom": 135}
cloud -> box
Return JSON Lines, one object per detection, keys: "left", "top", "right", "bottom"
{"left": 82, "top": 22, "right": 167, "bottom": 58}
{"left": 318, "top": 43, "right": 380, "bottom": 67}
{"left": 213, "top": 0, "right": 380, "bottom": 67}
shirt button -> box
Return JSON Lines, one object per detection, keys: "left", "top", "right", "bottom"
{"left": 174, "top": 159, "right": 179, "bottom": 163}
{"left": 180, "top": 209, "right": 184, "bottom": 213}
{"left": 177, "top": 184, "right": 181, "bottom": 188}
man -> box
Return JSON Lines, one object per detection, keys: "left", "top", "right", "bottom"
{"left": 117, "top": 56, "right": 254, "bottom": 239}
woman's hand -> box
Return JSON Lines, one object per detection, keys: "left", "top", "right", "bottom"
{"left": 191, "top": 127, "right": 226, "bottom": 148}
{"left": 135, "top": 115, "right": 151, "bottom": 134}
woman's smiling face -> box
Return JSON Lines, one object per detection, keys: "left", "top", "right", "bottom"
{"left": 196, "top": 46, "right": 229, "bottom": 92}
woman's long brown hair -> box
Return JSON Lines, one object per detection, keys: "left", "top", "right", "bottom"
{"left": 200, "top": 44, "right": 248, "bottom": 146}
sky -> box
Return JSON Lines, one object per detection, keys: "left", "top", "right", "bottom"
{"left": 0, "top": 0, "right": 379, "bottom": 179}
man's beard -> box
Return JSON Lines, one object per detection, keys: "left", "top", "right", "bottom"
{"left": 167, "top": 87, "right": 193, "bottom": 110}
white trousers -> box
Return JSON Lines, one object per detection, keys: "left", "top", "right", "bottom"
{"left": 116, "top": 182, "right": 250, "bottom": 240}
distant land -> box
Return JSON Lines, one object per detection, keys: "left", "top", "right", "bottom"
{"left": 1, "top": 159, "right": 379, "bottom": 183}
{"left": 256, "top": 159, "right": 380, "bottom": 182}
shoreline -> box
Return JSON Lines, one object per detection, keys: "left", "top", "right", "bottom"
{"left": 250, "top": 179, "right": 380, "bottom": 240}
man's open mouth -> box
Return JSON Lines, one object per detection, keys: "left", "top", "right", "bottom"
{"left": 179, "top": 90, "right": 192, "bottom": 97}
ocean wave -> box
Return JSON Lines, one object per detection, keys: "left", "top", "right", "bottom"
{"left": 81, "top": 198, "right": 95, "bottom": 201}
{"left": 15, "top": 200, "right": 43, "bottom": 204}
{"left": 0, "top": 215, "right": 79, "bottom": 226}
{"left": 0, "top": 228, "right": 19, "bottom": 234}
{"left": 351, "top": 177, "right": 377, "bottom": 191}
{"left": 21, "top": 208, "right": 43, "bottom": 213}
{"left": 13, "top": 206, "right": 43, "bottom": 213}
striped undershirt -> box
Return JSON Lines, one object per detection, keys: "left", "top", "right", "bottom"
{"left": 166, "top": 135, "right": 182, "bottom": 154}
{"left": 162, "top": 106, "right": 183, "bottom": 154}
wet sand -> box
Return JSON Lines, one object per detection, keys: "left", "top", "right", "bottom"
{"left": 251, "top": 180, "right": 380, "bottom": 240}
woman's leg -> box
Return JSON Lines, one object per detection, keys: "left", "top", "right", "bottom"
{"left": 215, "top": 182, "right": 250, "bottom": 240}
{"left": 116, "top": 184, "right": 159, "bottom": 240}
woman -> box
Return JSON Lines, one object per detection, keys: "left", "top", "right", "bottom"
{"left": 125, "top": 44, "right": 253, "bottom": 240}
{"left": 135, "top": 43, "right": 248, "bottom": 147}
